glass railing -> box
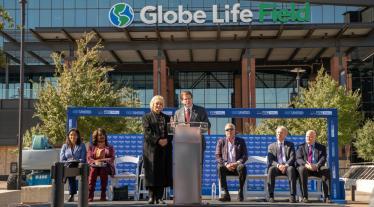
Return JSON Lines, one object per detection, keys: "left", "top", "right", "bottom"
{"left": 0, "top": 88, "right": 39, "bottom": 99}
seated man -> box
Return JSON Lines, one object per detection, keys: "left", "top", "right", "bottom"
{"left": 267, "top": 126, "right": 297, "bottom": 203}
{"left": 215, "top": 123, "right": 248, "bottom": 202}
{"left": 296, "top": 130, "right": 331, "bottom": 203}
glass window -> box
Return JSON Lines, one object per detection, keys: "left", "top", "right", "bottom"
{"left": 4, "top": 0, "right": 16, "bottom": 9}
{"left": 64, "top": 0, "right": 75, "bottom": 8}
{"left": 40, "top": 10, "right": 51, "bottom": 26}
{"left": 76, "top": 0, "right": 87, "bottom": 8}
{"left": 99, "top": 9, "right": 110, "bottom": 26}
{"left": 14, "top": 9, "right": 21, "bottom": 26}
{"left": 99, "top": 0, "right": 111, "bottom": 8}
{"left": 75, "top": 9, "right": 86, "bottom": 26}
{"left": 63, "top": 9, "right": 75, "bottom": 26}
{"left": 87, "top": 9, "right": 99, "bottom": 26}
{"left": 134, "top": 0, "right": 146, "bottom": 8}
{"left": 256, "top": 88, "right": 265, "bottom": 104}
{"left": 322, "top": 5, "right": 334, "bottom": 23}
{"left": 52, "top": 9, "right": 63, "bottom": 27}
{"left": 40, "top": 0, "right": 51, "bottom": 9}
{"left": 264, "top": 88, "right": 276, "bottom": 103}
{"left": 311, "top": 5, "right": 322, "bottom": 23}
{"left": 335, "top": 6, "right": 346, "bottom": 23}
{"left": 28, "top": 0, "right": 40, "bottom": 9}
{"left": 51, "top": 0, "right": 63, "bottom": 9}
{"left": 87, "top": 0, "right": 98, "bottom": 8}
{"left": 27, "top": 10, "right": 40, "bottom": 28}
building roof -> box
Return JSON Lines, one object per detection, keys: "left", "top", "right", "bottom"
{"left": 1, "top": 23, "right": 374, "bottom": 66}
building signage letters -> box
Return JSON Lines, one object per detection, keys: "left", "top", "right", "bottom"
{"left": 259, "top": 3, "right": 310, "bottom": 23}
{"left": 109, "top": 2, "right": 310, "bottom": 28}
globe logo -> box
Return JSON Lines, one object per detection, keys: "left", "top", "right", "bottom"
{"left": 109, "top": 3, "right": 134, "bottom": 28}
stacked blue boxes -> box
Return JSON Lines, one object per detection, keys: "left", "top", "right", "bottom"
{"left": 100, "top": 134, "right": 315, "bottom": 196}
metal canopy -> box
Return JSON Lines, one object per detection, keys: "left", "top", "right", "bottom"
{"left": 1, "top": 23, "right": 374, "bottom": 65}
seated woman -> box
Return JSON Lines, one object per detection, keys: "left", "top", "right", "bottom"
{"left": 60, "top": 128, "right": 87, "bottom": 202}
{"left": 87, "top": 128, "right": 115, "bottom": 202}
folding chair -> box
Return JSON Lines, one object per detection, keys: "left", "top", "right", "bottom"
{"left": 109, "top": 155, "right": 140, "bottom": 200}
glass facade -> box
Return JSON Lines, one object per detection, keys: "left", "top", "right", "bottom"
{"left": 350, "top": 56, "right": 374, "bottom": 119}
{"left": 0, "top": 0, "right": 370, "bottom": 132}
{"left": 109, "top": 72, "right": 154, "bottom": 108}
{"left": 175, "top": 71, "right": 234, "bottom": 134}
{"left": 0, "top": 0, "right": 359, "bottom": 28}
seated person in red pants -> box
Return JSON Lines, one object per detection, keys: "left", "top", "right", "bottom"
{"left": 87, "top": 128, "right": 115, "bottom": 202}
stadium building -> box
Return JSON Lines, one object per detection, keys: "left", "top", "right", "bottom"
{"left": 0, "top": 0, "right": 373, "bottom": 175}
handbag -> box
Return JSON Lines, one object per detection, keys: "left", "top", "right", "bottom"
{"left": 112, "top": 186, "right": 128, "bottom": 201}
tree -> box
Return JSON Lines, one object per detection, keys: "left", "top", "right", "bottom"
{"left": 0, "top": 5, "right": 14, "bottom": 68}
{"left": 23, "top": 32, "right": 142, "bottom": 146}
{"left": 0, "top": 5, "right": 13, "bottom": 30}
{"left": 354, "top": 119, "right": 374, "bottom": 162}
{"left": 255, "top": 67, "right": 362, "bottom": 146}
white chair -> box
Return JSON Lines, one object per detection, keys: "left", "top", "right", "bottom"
{"left": 109, "top": 155, "right": 140, "bottom": 200}
{"left": 245, "top": 156, "right": 268, "bottom": 199}
{"left": 245, "top": 156, "right": 323, "bottom": 201}
{"left": 136, "top": 158, "right": 148, "bottom": 200}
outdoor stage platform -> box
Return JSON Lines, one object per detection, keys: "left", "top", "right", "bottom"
{"left": 28, "top": 199, "right": 344, "bottom": 207}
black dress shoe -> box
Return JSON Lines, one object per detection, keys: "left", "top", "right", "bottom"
{"left": 268, "top": 197, "right": 275, "bottom": 203}
{"left": 289, "top": 196, "right": 297, "bottom": 203}
{"left": 67, "top": 194, "right": 74, "bottom": 202}
{"left": 218, "top": 194, "right": 231, "bottom": 202}
{"left": 148, "top": 198, "right": 155, "bottom": 204}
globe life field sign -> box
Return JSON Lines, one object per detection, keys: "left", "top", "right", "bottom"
{"left": 109, "top": 2, "right": 310, "bottom": 28}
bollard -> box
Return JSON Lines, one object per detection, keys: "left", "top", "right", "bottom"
{"left": 78, "top": 163, "right": 89, "bottom": 207}
{"left": 351, "top": 185, "right": 356, "bottom": 201}
{"left": 51, "top": 162, "right": 65, "bottom": 207}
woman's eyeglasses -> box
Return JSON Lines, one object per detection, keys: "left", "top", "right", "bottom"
{"left": 225, "top": 128, "right": 234, "bottom": 131}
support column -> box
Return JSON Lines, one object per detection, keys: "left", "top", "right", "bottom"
{"left": 5, "top": 56, "right": 9, "bottom": 99}
{"left": 234, "top": 74, "right": 242, "bottom": 132}
{"left": 330, "top": 51, "right": 350, "bottom": 89}
{"left": 153, "top": 52, "right": 168, "bottom": 105}
{"left": 167, "top": 67, "right": 175, "bottom": 107}
{"left": 343, "top": 56, "right": 352, "bottom": 91}
{"left": 241, "top": 50, "right": 256, "bottom": 132}
{"left": 330, "top": 56, "right": 340, "bottom": 82}
{"left": 249, "top": 57, "right": 256, "bottom": 127}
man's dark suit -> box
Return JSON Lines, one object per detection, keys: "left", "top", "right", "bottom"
{"left": 296, "top": 142, "right": 330, "bottom": 199}
{"left": 267, "top": 141, "right": 297, "bottom": 198}
{"left": 174, "top": 104, "right": 211, "bottom": 152}
{"left": 215, "top": 137, "right": 248, "bottom": 195}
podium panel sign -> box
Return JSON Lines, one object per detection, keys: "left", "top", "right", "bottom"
{"left": 172, "top": 123, "right": 204, "bottom": 205}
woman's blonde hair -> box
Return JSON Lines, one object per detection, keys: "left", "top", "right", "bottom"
{"left": 149, "top": 95, "right": 165, "bottom": 110}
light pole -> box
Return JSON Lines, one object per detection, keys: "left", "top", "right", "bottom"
{"left": 17, "top": 0, "right": 27, "bottom": 190}
{"left": 290, "top": 67, "right": 306, "bottom": 94}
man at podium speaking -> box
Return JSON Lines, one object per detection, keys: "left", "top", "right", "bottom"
{"left": 174, "top": 90, "right": 211, "bottom": 160}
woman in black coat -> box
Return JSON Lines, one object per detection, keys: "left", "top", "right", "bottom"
{"left": 142, "top": 95, "right": 173, "bottom": 204}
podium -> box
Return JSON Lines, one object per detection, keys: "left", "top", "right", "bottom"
{"left": 168, "top": 121, "right": 208, "bottom": 205}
